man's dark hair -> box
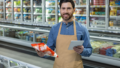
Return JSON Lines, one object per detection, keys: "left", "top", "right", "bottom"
{"left": 59, "top": 0, "right": 75, "bottom": 9}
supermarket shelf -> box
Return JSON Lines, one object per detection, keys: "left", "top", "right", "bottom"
{"left": 23, "top": 6, "right": 31, "bottom": 7}
{"left": 46, "top": 13, "right": 55, "bottom": 15}
{"left": 0, "top": 25, "right": 50, "bottom": 33}
{"left": 0, "top": 36, "right": 32, "bottom": 47}
{"left": 14, "top": 6, "right": 21, "bottom": 7}
{"left": 6, "top": 12, "right": 12, "bottom": 13}
{"left": 90, "top": 5, "right": 105, "bottom": 7}
{"left": 110, "top": 6, "right": 120, "bottom": 7}
{"left": 110, "top": 16, "right": 120, "bottom": 18}
{"left": 33, "top": 6, "right": 42, "bottom": 7}
{"left": 6, "top": 6, "right": 12, "bottom": 7}
{"left": 23, "top": 13, "right": 31, "bottom": 14}
{"left": 75, "top": 5, "right": 86, "bottom": 7}
{"left": 46, "top": 6, "right": 55, "bottom": 7}
{"left": 74, "top": 14, "right": 86, "bottom": 16}
{"left": 90, "top": 36, "right": 120, "bottom": 42}
{"left": 14, "top": 12, "right": 21, "bottom": 14}
{"left": 34, "top": 13, "right": 42, "bottom": 15}
{"left": 82, "top": 53, "right": 120, "bottom": 67}
{"left": 90, "top": 15, "right": 105, "bottom": 17}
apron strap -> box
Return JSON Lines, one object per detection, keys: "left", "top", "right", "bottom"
{"left": 58, "top": 21, "right": 76, "bottom": 36}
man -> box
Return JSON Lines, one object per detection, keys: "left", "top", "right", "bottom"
{"left": 36, "top": 0, "right": 92, "bottom": 68}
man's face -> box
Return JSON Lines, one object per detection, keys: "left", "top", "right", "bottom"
{"left": 60, "top": 2, "right": 75, "bottom": 21}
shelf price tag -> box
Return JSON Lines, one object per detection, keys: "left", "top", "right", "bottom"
{"left": 116, "top": 27, "right": 119, "bottom": 30}
{"left": 103, "top": 5, "right": 105, "bottom": 7}
{"left": 81, "top": 14, "right": 83, "bottom": 16}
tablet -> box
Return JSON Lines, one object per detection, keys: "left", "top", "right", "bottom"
{"left": 68, "top": 40, "right": 84, "bottom": 50}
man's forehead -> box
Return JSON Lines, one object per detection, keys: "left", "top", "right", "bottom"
{"left": 61, "top": 2, "right": 73, "bottom": 7}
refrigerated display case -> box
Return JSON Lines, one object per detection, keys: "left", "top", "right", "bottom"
{"left": 5, "top": 0, "right": 13, "bottom": 21}
{"left": 0, "top": 1, "right": 4, "bottom": 21}
{"left": 89, "top": 0, "right": 107, "bottom": 29}
{"left": 45, "top": 0, "right": 57, "bottom": 26}
{"left": 108, "top": 0, "right": 120, "bottom": 30}
{"left": 0, "top": 0, "right": 120, "bottom": 67}
{"left": 74, "top": 0, "right": 87, "bottom": 27}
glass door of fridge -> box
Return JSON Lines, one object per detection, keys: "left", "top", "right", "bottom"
{"left": 0, "top": 0, "right": 4, "bottom": 21}
{"left": 33, "top": 0, "right": 43, "bottom": 24}
{"left": 108, "top": 0, "right": 120, "bottom": 30}
{"left": 45, "top": 0, "right": 57, "bottom": 26}
{"left": 74, "top": 0, "right": 87, "bottom": 27}
{"left": 5, "top": 0, "right": 13, "bottom": 21}
{"left": 22, "top": 0, "right": 31, "bottom": 22}
{"left": 13, "top": 0, "right": 21, "bottom": 22}
{"left": 89, "top": 0, "right": 106, "bottom": 29}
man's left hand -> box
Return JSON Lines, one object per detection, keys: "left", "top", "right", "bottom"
{"left": 73, "top": 45, "right": 84, "bottom": 54}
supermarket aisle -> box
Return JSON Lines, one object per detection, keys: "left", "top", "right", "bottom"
{"left": 0, "top": 46, "right": 54, "bottom": 68}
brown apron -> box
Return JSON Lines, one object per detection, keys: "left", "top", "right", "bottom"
{"left": 53, "top": 21, "right": 83, "bottom": 68}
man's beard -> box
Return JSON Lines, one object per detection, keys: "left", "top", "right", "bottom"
{"left": 61, "top": 13, "right": 73, "bottom": 21}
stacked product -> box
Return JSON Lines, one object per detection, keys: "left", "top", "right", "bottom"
{"left": 92, "top": 0, "right": 105, "bottom": 5}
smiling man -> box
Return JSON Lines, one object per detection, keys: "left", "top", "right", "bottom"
{"left": 36, "top": 0, "right": 92, "bottom": 68}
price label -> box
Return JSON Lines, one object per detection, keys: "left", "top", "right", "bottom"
{"left": 11, "top": 22, "right": 12, "bottom": 23}
{"left": 100, "top": 6, "right": 102, "bottom": 7}
{"left": 18, "top": 23, "right": 20, "bottom": 24}
{"left": 53, "top": 22, "right": 55, "bottom": 24}
{"left": 95, "top": 6, "right": 97, "bottom": 7}
{"left": 103, "top": 5, "right": 105, "bottom": 7}
{"left": 81, "top": 14, "right": 83, "bottom": 16}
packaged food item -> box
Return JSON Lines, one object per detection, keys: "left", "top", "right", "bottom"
{"left": 80, "top": 0, "right": 86, "bottom": 5}
{"left": 47, "top": 8, "right": 55, "bottom": 14}
{"left": 23, "top": 0, "right": 30, "bottom": 6}
{"left": 34, "top": 8, "right": 42, "bottom": 13}
{"left": 6, "top": 13, "right": 12, "bottom": 19}
{"left": 0, "top": 8, "right": 3, "bottom": 12}
{"left": 33, "top": 0, "right": 42, "bottom": 6}
{"left": 6, "top": 8, "right": 12, "bottom": 13}
{"left": 0, "top": 2, "right": 3, "bottom": 6}
{"left": 99, "top": 0, "right": 105, "bottom": 5}
{"left": 0, "top": 14, "right": 3, "bottom": 18}
{"left": 109, "top": 21, "right": 114, "bottom": 26}
{"left": 34, "top": 15, "right": 42, "bottom": 22}
{"left": 6, "top": 1, "right": 11, "bottom": 7}
{"left": 31, "top": 43, "right": 58, "bottom": 58}
{"left": 93, "top": 0, "right": 99, "bottom": 5}
{"left": 14, "top": 0, "right": 21, "bottom": 6}
{"left": 76, "top": 9, "right": 82, "bottom": 14}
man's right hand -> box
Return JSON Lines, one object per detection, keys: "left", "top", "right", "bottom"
{"left": 35, "top": 49, "right": 45, "bottom": 57}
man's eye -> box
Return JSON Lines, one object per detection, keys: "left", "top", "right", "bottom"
{"left": 62, "top": 8, "right": 65, "bottom": 10}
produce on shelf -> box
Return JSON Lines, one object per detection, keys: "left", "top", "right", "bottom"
{"left": 23, "top": 0, "right": 30, "bottom": 6}
{"left": 23, "top": 8, "right": 31, "bottom": 13}
{"left": 14, "top": 14, "right": 21, "bottom": 20}
{"left": 75, "top": 16, "right": 86, "bottom": 24}
{"left": 14, "top": 8, "right": 21, "bottom": 12}
{"left": 6, "top": 13, "right": 12, "bottom": 19}
{"left": 0, "top": 14, "right": 3, "bottom": 18}
{"left": 0, "top": 2, "right": 3, "bottom": 6}
{"left": 14, "top": 0, "right": 21, "bottom": 6}
{"left": 31, "top": 43, "right": 58, "bottom": 58}
{"left": 46, "top": 8, "right": 55, "bottom": 14}
{"left": 91, "top": 40, "right": 120, "bottom": 58}
{"left": 34, "top": 15, "right": 42, "bottom": 22}
{"left": 46, "top": 0, "right": 55, "bottom": 6}
{"left": 34, "top": 8, "right": 42, "bottom": 13}
{"left": 23, "top": 14, "right": 31, "bottom": 20}
{"left": 6, "top": 8, "right": 12, "bottom": 13}
{"left": 6, "top": 1, "right": 11, "bottom": 7}
{"left": 46, "top": 15, "right": 55, "bottom": 22}
{"left": 0, "top": 8, "right": 3, "bottom": 12}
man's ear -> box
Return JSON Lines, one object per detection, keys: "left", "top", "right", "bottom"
{"left": 74, "top": 8, "right": 76, "bottom": 12}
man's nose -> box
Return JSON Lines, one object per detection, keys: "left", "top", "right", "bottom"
{"left": 64, "top": 9, "right": 68, "bottom": 13}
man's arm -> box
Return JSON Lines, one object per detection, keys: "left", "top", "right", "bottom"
{"left": 47, "top": 27, "right": 56, "bottom": 51}
{"left": 80, "top": 28, "right": 92, "bottom": 57}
